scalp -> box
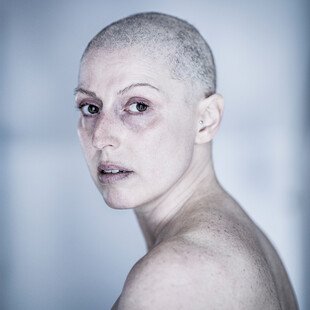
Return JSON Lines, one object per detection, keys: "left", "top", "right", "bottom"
{"left": 82, "top": 12, "right": 216, "bottom": 99}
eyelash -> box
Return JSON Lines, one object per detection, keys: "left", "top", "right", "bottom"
{"left": 126, "top": 101, "right": 149, "bottom": 114}
{"left": 77, "top": 103, "right": 100, "bottom": 117}
{"left": 77, "top": 99, "right": 150, "bottom": 117}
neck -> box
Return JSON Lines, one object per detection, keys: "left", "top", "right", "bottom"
{"left": 134, "top": 143, "right": 222, "bottom": 251}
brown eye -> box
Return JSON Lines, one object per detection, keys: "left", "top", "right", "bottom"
{"left": 128, "top": 102, "right": 149, "bottom": 113}
{"left": 80, "top": 104, "right": 100, "bottom": 116}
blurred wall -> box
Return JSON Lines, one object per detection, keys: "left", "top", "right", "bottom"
{"left": 1, "top": 0, "right": 308, "bottom": 309}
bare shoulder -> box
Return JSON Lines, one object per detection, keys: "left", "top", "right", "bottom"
{"left": 116, "top": 227, "right": 282, "bottom": 309}
{"left": 115, "top": 193, "right": 298, "bottom": 309}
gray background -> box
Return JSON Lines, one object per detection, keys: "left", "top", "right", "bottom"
{"left": 1, "top": 0, "right": 309, "bottom": 309}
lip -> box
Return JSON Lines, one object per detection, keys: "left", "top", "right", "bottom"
{"left": 97, "top": 162, "right": 134, "bottom": 185}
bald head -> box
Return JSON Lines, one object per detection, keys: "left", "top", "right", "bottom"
{"left": 82, "top": 12, "right": 216, "bottom": 99}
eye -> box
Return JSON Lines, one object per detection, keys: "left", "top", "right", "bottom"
{"left": 128, "top": 102, "right": 149, "bottom": 113}
{"left": 79, "top": 103, "right": 100, "bottom": 116}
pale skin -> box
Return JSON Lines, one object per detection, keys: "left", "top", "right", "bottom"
{"left": 75, "top": 48, "right": 298, "bottom": 309}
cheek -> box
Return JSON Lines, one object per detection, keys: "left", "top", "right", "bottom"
{"left": 77, "top": 117, "right": 95, "bottom": 159}
{"left": 133, "top": 117, "right": 195, "bottom": 179}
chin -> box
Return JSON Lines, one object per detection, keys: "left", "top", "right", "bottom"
{"left": 101, "top": 186, "right": 160, "bottom": 210}
{"left": 104, "top": 200, "right": 133, "bottom": 210}
{"left": 100, "top": 190, "right": 139, "bottom": 210}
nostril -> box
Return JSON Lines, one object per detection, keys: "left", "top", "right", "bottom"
{"left": 92, "top": 130, "right": 120, "bottom": 150}
{"left": 92, "top": 135, "right": 116, "bottom": 149}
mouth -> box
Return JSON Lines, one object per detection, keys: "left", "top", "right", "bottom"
{"left": 97, "top": 163, "right": 134, "bottom": 184}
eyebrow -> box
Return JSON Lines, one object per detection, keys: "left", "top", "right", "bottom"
{"left": 117, "top": 83, "right": 160, "bottom": 95}
{"left": 74, "top": 82, "right": 160, "bottom": 99}
{"left": 74, "top": 87, "right": 99, "bottom": 99}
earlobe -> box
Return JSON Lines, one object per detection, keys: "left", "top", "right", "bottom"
{"left": 195, "top": 94, "right": 224, "bottom": 144}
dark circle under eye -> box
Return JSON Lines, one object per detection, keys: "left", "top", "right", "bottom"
{"left": 88, "top": 104, "right": 99, "bottom": 114}
{"left": 136, "top": 102, "right": 148, "bottom": 112}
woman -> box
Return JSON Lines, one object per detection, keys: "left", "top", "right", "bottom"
{"left": 75, "top": 12, "right": 298, "bottom": 309}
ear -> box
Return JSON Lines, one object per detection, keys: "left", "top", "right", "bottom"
{"left": 195, "top": 94, "right": 224, "bottom": 144}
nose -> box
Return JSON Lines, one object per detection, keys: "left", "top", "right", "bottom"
{"left": 92, "top": 114, "right": 121, "bottom": 150}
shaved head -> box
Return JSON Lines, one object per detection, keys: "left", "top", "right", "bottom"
{"left": 81, "top": 12, "right": 216, "bottom": 99}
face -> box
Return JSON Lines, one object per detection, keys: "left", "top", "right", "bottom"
{"left": 75, "top": 48, "right": 198, "bottom": 209}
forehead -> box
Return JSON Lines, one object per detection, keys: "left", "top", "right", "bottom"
{"left": 78, "top": 48, "right": 187, "bottom": 99}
